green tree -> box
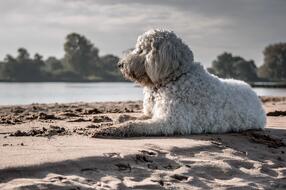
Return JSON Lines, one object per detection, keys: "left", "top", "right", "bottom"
{"left": 0, "top": 61, "right": 5, "bottom": 80}
{"left": 33, "top": 53, "right": 45, "bottom": 67}
{"left": 63, "top": 33, "right": 99, "bottom": 76}
{"left": 211, "top": 52, "right": 258, "bottom": 82}
{"left": 1, "top": 48, "right": 46, "bottom": 81}
{"left": 2, "top": 54, "right": 17, "bottom": 80}
{"left": 212, "top": 52, "right": 237, "bottom": 78}
{"left": 45, "top": 56, "right": 63, "bottom": 71}
{"left": 233, "top": 60, "right": 258, "bottom": 82}
{"left": 96, "top": 54, "right": 124, "bottom": 81}
{"left": 17, "top": 48, "right": 30, "bottom": 61}
{"left": 258, "top": 43, "right": 286, "bottom": 81}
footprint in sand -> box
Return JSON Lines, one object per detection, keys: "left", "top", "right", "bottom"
{"left": 92, "top": 115, "right": 113, "bottom": 123}
{"left": 115, "top": 163, "right": 131, "bottom": 172}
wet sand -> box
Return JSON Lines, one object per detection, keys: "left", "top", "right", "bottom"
{"left": 0, "top": 97, "right": 285, "bottom": 189}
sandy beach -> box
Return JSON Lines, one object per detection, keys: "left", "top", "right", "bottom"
{"left": 0, "top": 97, "right": 285, "bottom": 189}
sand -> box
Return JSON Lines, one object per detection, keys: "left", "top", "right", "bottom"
{"left": 0, "top": 98, "right": 285, "bottom": 189}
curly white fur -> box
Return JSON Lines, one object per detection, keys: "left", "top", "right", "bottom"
{"left": 98, "top": 29, "right": 266, "bottom": 137}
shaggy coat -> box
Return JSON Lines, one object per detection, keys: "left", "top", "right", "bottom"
{"left": 95, "top": 29, "right": 266, "bottom": 137}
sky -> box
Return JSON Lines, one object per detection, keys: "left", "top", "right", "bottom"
{"left": 0, "top": 0, "right": 285, "bottom": 66}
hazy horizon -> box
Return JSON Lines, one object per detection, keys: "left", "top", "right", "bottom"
{"left": 0, "top": 0, "right": 285, "bottom": 66}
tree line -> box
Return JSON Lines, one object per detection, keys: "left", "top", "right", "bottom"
{"left": 208, "top": 43, "right": 286, "bottom": 82}
{"left": 0, "top": 33, "right": 285, "bottom": 82}
{"left": 0, "top": 33, "right": 124, "bottom": 82}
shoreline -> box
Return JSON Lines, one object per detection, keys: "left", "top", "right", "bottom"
{"left": 1, "top": 81, "right": 286, "bottom": 88}
{"left": 0, "top": 97, "right": 285, "bottom": 189}
{"left": 0, "top": 96, "right": 285, "bottom": 108}
{"left": 250, "top": 82, "right": 286, "bottom": 88}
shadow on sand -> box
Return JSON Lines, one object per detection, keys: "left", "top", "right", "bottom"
{"left": 0, "top": 128, "right": 285, "bottom": 189}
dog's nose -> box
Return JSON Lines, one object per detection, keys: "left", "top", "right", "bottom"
{"left": 118, "top": 61, "right": 124, "bottom": 68}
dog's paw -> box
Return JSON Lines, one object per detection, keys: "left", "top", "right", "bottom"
{"left": 91, "top": 123, "right": 134, "bottom": 138}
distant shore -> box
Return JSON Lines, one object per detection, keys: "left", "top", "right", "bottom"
{"left": 0, "top": 97, "right": 285, "bottom": 189}
{"left": 250, "top": 82, "right": 286, "bottom": 88}
{"left": 1, "top": 80, "right": 286, "bottom": 88}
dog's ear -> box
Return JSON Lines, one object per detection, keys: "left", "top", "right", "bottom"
{"left": 145, "top": 38, "right": 181, "bottom": 84}
{"left": 145, "top": 31, "right": 193, "bottom": 84}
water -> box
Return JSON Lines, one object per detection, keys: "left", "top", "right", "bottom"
{"left": 253, "top": 88, "right": 286, "bottom": 97}
{"left": 0, "top": 82, "right": 143, "bottom": 105}
{"left": 0, "top": 82, "right": 285, "bottom": 105}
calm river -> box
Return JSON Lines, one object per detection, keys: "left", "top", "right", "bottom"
{"left": 0, "top": 82, "right": 285, "bottom": 105}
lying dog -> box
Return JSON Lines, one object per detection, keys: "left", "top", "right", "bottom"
{"left": 93, "top": 29, "right": 266, "bottom": 137}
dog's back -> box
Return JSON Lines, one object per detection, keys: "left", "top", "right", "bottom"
{"left": 150, "top": 63, "right": 266, "bottom": 134}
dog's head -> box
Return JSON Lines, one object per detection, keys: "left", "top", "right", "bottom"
{"left": 118, "top": 29, "right": 194, "bottom": 87}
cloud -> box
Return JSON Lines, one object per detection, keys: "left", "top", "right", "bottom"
{"left": 0, "top": 0, "right": 285, "bottom": 66}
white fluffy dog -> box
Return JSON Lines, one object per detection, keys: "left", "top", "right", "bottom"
{"left": 94, "top": 29, "right": 266, "bottom": 137}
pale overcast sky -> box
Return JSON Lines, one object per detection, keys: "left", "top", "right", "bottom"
{"left": 0, "top": 0, "right": 285, "bottom": 66}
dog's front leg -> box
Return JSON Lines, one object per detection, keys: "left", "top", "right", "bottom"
{"left": 92, "top": 119, "right": 170, "bottom": 137}
{"left": 142, "top": 87, "right": 155, "bottom": 117}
